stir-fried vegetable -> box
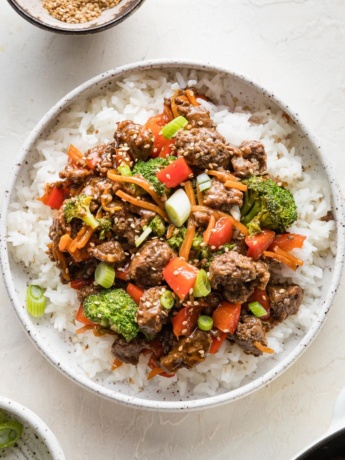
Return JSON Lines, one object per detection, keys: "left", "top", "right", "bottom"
{"left": 197, "top": 315, "right": 213, "bottom": 331}
{"left": 161, "top": 115, "right": 188, "bottom": 139}
{"left": 193, "top": 269, "right": 211, "bottom": 297}
{"left": 245, "top": 229, "right": 275, "bottom": 260}
{"left": 95, "top": 262, "right": 115, "bottom": 289}
{"left": 0, "top": 417, "right": 23, "bottom": 449}
{"left": 156, "top": 157, "right": 193, "bottom": 188}
{"left": 165, "top": 188, "right": 191, "bottom": 227}
{"left": 212, "top": 301, "right": 241, "bottom": 334}
{"left": 163, "top": 257, "right": 198, "bottom": 300}
{"left": 207, "top": 217, "right": 234, "bottom": 249}
{"left": 26, "top": 285, "right": 47, "bottom": 317}
{"left": 64, "top": 194, "right": 99, "bottom": 230}
{"left": 160, "top": 290, "right": 175, "bottom": 310}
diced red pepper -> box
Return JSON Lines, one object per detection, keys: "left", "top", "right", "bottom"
{"left": 246, "top": 289, "right": 270, "bottom": 320}
{"left": 115, "top": 266, "right": 130, "bottom": 281}
{"left": 156, "top": 157, "right": 193, "bottom": 188}
{"left": 212, "top": 301, "right": 241, "bottom": 334}
{"left": 207, "top": 217, "right": 234, "bottom": 249}
{"left": 75, "top": 304, "right": 96, "bottom": 326}
{"left": 70, "top": 278, "right": 93, "bottom": 290}
{"left": 209, "top": 332, "right": 228, "bottom": 354}
{"left": 163, "top": 257, "right": 198, "bottom": 301}
{"left": 171, "top": 305, "right": 202, "bottom": 337}
{"left": 126, "top": 283, "right": 144, "bottom": 305}
{"left": 268, "top": 233, "right": 306, "bottom": 252}
{"left": 245, "top": 230, "right": 276, "bottom": 260}
{"left": 39, "top": 186, "right": 65, "bottom": 210}
{"left": 85, "top": 150, "right": 101, "bottom": 169}
{"left": 143, "top": 113, "right": 176, "bottom": 158}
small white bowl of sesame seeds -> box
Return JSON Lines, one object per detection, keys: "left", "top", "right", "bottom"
{"left": 7, "top": 0, "right": 145, "bottom": 34}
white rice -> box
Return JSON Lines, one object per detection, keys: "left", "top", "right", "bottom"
{"left": 7, "top": 70, "right": 336, "bottom": 396}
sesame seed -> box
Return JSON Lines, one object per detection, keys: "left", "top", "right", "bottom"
{"left": 181, "top": 329, "right": 187, "bottom": 334}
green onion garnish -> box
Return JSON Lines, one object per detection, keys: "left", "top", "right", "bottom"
{"left": 26, "top": 285, "right": 46, "bottom": 317}
{"left": 135, "top": 226, "right": 152, "bottom": 247}
{"left": 193, "top": 269, "right": 211, "bottom": 298}
{"left": 197, "top": 173, "right": 212, "bottom": 192}
{"left": 161, "top": 116, "right": 188, "bottom": 140}
{"left": 160, "top": 290, "right": 175, "bottom": 310}
{"left": 248, "top": 301, "right": 268, "bottom": 317}
{"left": 0, "top": 420, "right": 23, "bottom": 449}
{"left": 197, "top": 315, "right": 213, "bottom": 331}
{"left": 95, "top": 262, "right": 115, "bottom": 289}
{"left": 117, "top": 164, "right": 132, "bottom": 176}
{"left": 165, "top": 189, "right": 191, "bottom": 227}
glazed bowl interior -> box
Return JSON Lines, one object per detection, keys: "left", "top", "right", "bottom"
{"left": 7, "top": 0, "right": 145, "bottom": 34}
{"left": 1, "top": 60, "right": 344, "bottom": 411}
{"left": 0, "top": 397, "right": 65, "bottom": 459}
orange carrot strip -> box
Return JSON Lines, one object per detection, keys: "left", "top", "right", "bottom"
{"left": 207, "top": 170, "right": 237, "bottom": 182}
{"left": 196, "top": 183, "right": 203, "bottom": 206}
{"left": 52, "top": 245, "right": 70, "bottom": 281}
{"left": 67, "top": 144, "right": 84, "bottom": 164}
{"left": 115, "top": 190, "right": 169, "bottom": 222}
{"left": 147, "top": 367, "right": 166, "bottom": 380}
{"left": 216, "top": 210, "right": 249, "bottom": 236}
{"left": 171, "top": 90, "right": 180, "bottom": 118}
{"left": 111, "top": 358, "right": 123, "bottom": 371}
{"left": 191, "top": 205, "right": 220, "bottom": 220}
{"left": 203, "top": 214, "right": 216, "bottom": 244}
{"left": 186, "top": 89, "right": 199, "bottom": 106}
{"left": 107, "top": 170, "right": 165, "bottom": 210}
{"left": 58, "top": 234, "right": 73, "bottom": 252}
{"left": 184, "top": 181, "right": 196, "bottom": 206}
{"left": 253, "top": 341, "right": 275, "bottom": 354}
{"left": 166, "top": 224, "right": 175, "bottom": 240}
{"left": 224, "top": 180, "right": 248, "bottom": 192}
{"left": 272, "top": 246, "right": 304, "bottom": 267}
{"left": 76, "top": 324, "right": 98, "bottom": 335}
{"left": 179, "top": 218, "right": 196, "bottom": 260}
{"left": 263, "top": 251, "right": 298, "bottom": 271}
{"left": 74, "top": 226, "right": 94, "bottom": 250}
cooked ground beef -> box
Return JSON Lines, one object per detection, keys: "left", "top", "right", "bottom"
{"left": 160, "top": 329, "right": 212, "bottom": 372}
{"left": 136, "top": 287, "right": 169, "bottom": 336}
{"left": 231, "top": 140, "right": 267, "bottom": 178}
{"left": 77, "top": 283, "right": 101, "bottom": 303}
{"left": 129, "top": 239, "right": 175, "bottom": 288}
{"left": 202, "top": 178, "right": 243, "bottom": 210}
{"left": 267, "top": 284, "right": 303, "bottom": 322}
{"left": 88, "top": 241, "right": 126, "bottom": 265}
{"left": 175, "top": 127, "right": 231, "bottom": 171}
{"left": 233, "top": 316, "right": 267, "bottom": 356}
{"left": 209, "top": 251, "right": 270, "bottom": 303}
{"left": 112, "top": 337, "right": 147, "bottom": 365}
{"left": 114, "top": 120, "right": 154, "bottom": 161}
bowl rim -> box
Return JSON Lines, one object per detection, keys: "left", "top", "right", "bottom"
{"left": 6, "top": 0, "right": 146, "bottom": 35}
{"left": 0, "top": 396, "right": 65, "bottom": 459}
{"left": 1, "top": 58, "right": 344, "bottom": 411}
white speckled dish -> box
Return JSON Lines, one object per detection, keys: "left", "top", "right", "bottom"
{"left": 7, "top": 0, "right": 145, "bottom": 34}
{"left": 1, "top": 60, "right": 344, "bottom": 411}
{"left": 0, "top": 397, "right": 65, "bottom": 459}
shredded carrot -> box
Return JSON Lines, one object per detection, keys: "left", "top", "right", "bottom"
{"left": 191, "top": 205, "right": 220, "bottom": 220}
{"left": 186, "top": 89, "right": 199, "bottom": 106}
{"left": 263, "top": 251, "right": 298, "bottom": 271}
{"left": 217, "top": 210, "right": 249, "bottom": 236}
{"left": 272, "top": 246, "right": 304, "bottom": 267}
{"left": 207, "top": 170, "right": 238, "bottom": 182}
{"left": 163, "top": 103, "right": 174, "bottom": 121}
{"left": 253, "top": 341, "right": 274, "bottom": 354}
{"left": 115, "top": 190, "right": 169, "bottom": 222}
{"left": 76, "top": 324, "right": 97, "bottom": 335}
{"left": 166, "top": 224, "right": 175, "bottom": 240}
{"left": 68, "top": 225, "right": 94, "bottom": 252}
{"left": 67, "top": 144, "right": 84, "bottom": 164}
{"left": 179, "top": 218, "right": 196, "bottom": 260}
{"left": 203, "top": 214, "right": 216, "bottom": 244}
{"left": 111, "top": 358, "right": 123, "bottom": 371}
{"left": 147, "top": 367, "right": 166, "bottom": 380}
{"left": 52, "top": 246, "right": 70, "bottom": 281}
{"left": 196, "top": 183, "right": 203, "bottom": 205}
{"left": 224, "top": 180, "right": 248, "bottom": 192}
{"left": 58, "top": 234, "right": 72, "bottom": 252}
{"left": 184, "top": 181, "right": 196, "bottom": 206}
{"left": 107, "top": 170, "right": 165, "bottom": 210}
{"left": 170, "top": 90, "right": 181, "bottom": 118}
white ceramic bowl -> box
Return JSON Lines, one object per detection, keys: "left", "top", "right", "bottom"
{"left": 0, "top": 396, "right": 65, "bottom": 459}
{"left": 1, "top": 60, "right": 344, "bottom": 411}
{"left": 7, "top": 0, "right": 145, "bottom": 34}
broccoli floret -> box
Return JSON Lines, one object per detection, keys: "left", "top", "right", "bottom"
{"left": 83, "top": 289, "right": 139, "bottom": 342}
{"left": 149, "top": 215, "right": 166, "bottom": 237}
{"left": 167, "top": 225, "right": 187, "bottom": 250}
{"left": 97, "top": 217, "right": 112, "bottom": 240}
{"left": 241, "top": 176, "right": 298, "bottom": 234}
{"left": 191, "top": 233, "right": 211, "bottom": 260}
{"left": 132, "top": 156, "right": 175, "bottom": 196}
{"left": 64, "top": 194, "right": 99, "bottom": 229}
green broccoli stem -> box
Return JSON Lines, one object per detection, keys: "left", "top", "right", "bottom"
{"left": 241, "top": 200, "right": 262, "bottom": 225}
{"left": 240, "top": 190, "right": 255, "bottom": 217}
{"left": 83, "top": 212, "right": 100, "bottom": 230}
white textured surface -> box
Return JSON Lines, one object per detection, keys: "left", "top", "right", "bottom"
{"left": 0, "top": 1, "right": 345, "bottom": 459}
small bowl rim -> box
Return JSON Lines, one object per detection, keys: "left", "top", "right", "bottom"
{"left": 1, "top": 59, "right": 344, "bottom": 411}
{"left": 6, "top": 0, "right": 146, "bottom": 35}
{"left": 0, "top": 396, "right": 65, "bottom": 459}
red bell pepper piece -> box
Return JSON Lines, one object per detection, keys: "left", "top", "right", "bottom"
{"left": 207, "top": 217, "right": 234, "bottom": 249}
{"left": 85, "top": 150, "right": 101, "bottom": 169}
{"left": 245, "top": 230, "right": 276, "bottom": 260}
{"left": 75, "top": 304, "right": 96, "bottom": 326}
{"left": 163, "top": 257, "right": 198, "bottom": 301}
{"left": 41, "top": 186, "right": 65, "bottom": 210}
{"left": 209, "top": 332, "right": 228, "bottom": 354}
{"left": 70, "top": 278, "right": 93, "bottom": 290}
{"left": 126, "top": 283, "right": 144, "bottom": 305}
{"left": 171, "top": 305, "right": 202, "bottom": 337}
{"left": 156, "top": 157, "right": 193, "bottom": 188}
{"left": 268, "top": 233, "right": 306, "bottom": 252}
{"left": 212, "top": 301, "right": 241, "bottom": 334}
{"left": 144, "top": 113, "right": 176, "bottom": 158}
{"left": 115, "top": 266, "right": 130, "bottom": 281}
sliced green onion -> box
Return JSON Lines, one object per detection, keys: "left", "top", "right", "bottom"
{"left": 26, "top": 285, "right": 46, "bottom": 317}
{"left": 248, "top": 301, "right": 268, "bottom": 318}
{"left": 0, "top": 412, "right": 7, "bottom": 425}
{"left": 160, "top": 290, "right": 175, "bottom": 310}
{"left": 165, "top": 188, "right": 191, "bottom": 227}
{"left": 117, "top": 164, "right": 132, "bottom": 176}
{"left": 193, "top": 269, "right": 211, "bottom": 297}
{"left": 197, "top": 315, "right": 213, "bottom": 331}
{"left": 135, "top": 226, "right": 152, "bottom": 247}
{"left": 95, "top": 262, "right": 115, "bottom": 289}
{"left": 161, "top": 116, "right": 188, "bottom": 140}
{"left": 197, "top": 173, "right": 212, "bottom": 192}
{"left": 0, "top": 420, "right": 23, "bottom": 449}
{"left": 199, "top": 180, "right": 212, "bottom": 192}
